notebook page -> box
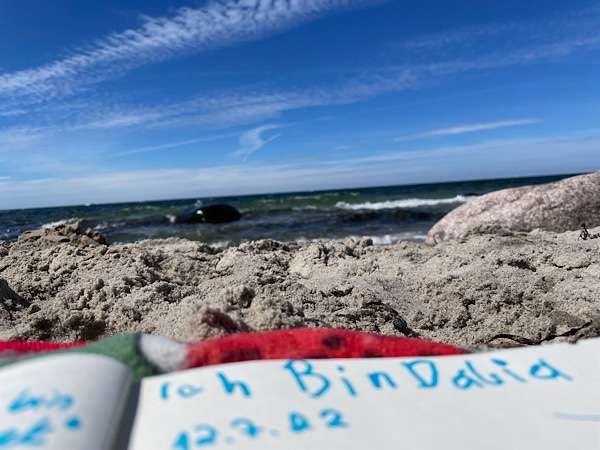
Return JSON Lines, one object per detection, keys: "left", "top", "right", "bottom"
{"left": 0, "top": 353, "right": 132, "bottom": 450}
{"left": 128, "top": 338, "right": 600, "bottom": 450}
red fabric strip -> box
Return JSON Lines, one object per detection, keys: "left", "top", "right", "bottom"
{"left": 0, "top": 341, "right": 84, "bottom": 354}
{"left": 185, "top": 328, "right": 464, "bottom": 368}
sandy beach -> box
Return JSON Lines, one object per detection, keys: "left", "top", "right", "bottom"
{"left": 3, "top": 4, "right": 600, "bottom": 449}
{"left": 1, "top": 0, "right": 599, "bottom": 360}
{"left": 1, "top": 221, "right": 598, "bottom": 351}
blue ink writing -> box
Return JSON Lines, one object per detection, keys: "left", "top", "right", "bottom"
{"left": 160, "top": 383, "right": 204, "bottom": 401}
{"left": 193, "top": 425, "right": 217, "bottom": 447}
{"left": 231, "top": 418, "right": 262, "bottom": 438}
{"left": 171, "top": 408, "right": 350, "bottom": 448}
{"left": 0, "top": 417, "right": 53, "bottom": 448}
{"left": 173, "top": 432, "right": 190, "bottom": 450}
{"left": 178, "top": 385, "right": 203, "bottom": 399}
{"left": 530, "top": 359, "right": 572, "bottom": 381}
{"left": 283, "top": 360, "right": 330, "bottom": 399}
{"left": 1, "top": 388, "right": 82, "bottom": 448}
{"left": 8, "top": 389, "right": 73, "bottom": 414}
{"left": 65, "top": 417, "right": 82, "bottom": 430}
{"left": 367, "top": 371, "right": 398, "bottom": 390}
{"left": 216, "top": 372, "right": 252, "bottom": 398}
{"left": 492, "top": 359, "right": 527, "bottom": 383}
{"left": 336, "top": 366, "right": 357, "bottom": 397}
{"left": 452, "top": 369, "right": 484, "bottom": 390}
{"left": 160, "top": 383, "right": 170, "bottom": 400}
{"left": 464, "top": 361, "right": 504, "bottom": 386}
{"left": 320, "top": 409, "right": 348, "bottom": 428}
{"left": 402, "top": 360, "right": 439, "bottom": 388}
{"left": 289, "top": 412, "right": 311, "bottom": 433}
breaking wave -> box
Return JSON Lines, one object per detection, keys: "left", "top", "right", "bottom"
{"left": 335, "top": 195, "right": 472, "bottom": 210}
{"left": 341, "top": 232, "right": 427, "bottom": 244}
{"left": 41, "top": 218, "right": 80, "bottom": 229}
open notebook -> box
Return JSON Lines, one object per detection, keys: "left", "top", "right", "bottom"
{"left": 1, "top": 338, "right": 599, "bottom": 450}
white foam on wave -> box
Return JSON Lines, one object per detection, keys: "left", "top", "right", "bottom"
{"left": 292, "top": 232, "right": 427, "bottom": 246}
{"left": 335, "top": 195, "right": 472, "bottom": 210}
{"left": 344, "top": 232, "right": 427, "bottom": 244}
{"left": 291, "top": 194, "right": 324, "bottom": 201}
{"left": 41, "top": 218, "right": 80, "bottom": 229}
{"left": 210, "top": 240, "right": 231, "bottom": 249}
{"left": 193, "top": 232, "right": 425, "bottom": 249}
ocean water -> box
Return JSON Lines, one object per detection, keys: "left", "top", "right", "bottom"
{"left": 0, "top": 174, "right": 574, "bottom": 246}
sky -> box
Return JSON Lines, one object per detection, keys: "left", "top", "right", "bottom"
{"left": 0, "top": 0, "right": 599, "bottom": 209}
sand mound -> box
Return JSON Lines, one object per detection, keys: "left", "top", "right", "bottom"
{"left": 1, "top": 223, "right": 599, "bottom": 350}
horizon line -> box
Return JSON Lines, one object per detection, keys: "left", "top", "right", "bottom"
{"left": 0, "top": 171, "right": 586, "bottom": 212}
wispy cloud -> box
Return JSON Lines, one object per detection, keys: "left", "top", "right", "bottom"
{"left": 232, "top": 123, "right": 287, "bottom": 159}
{"left": 0, "top": 0, "right": 374, "bottom": 109}
{"left": 2, "top": 1, "right": 600, "bottom": 193}
{"left": 59, "top": 68, "right": 416, "bottom": 134}
{"left": 0, "top": 82, "right": 402, "bottom": 158}
{"left": 395, "top": 118, "right": 543, "bottom": 141}
{"left": 45, "top": 24, "right": 598, "bottom": 135}
{"left": 2, "top": 131, "right": 599, "bottom": 209}
{"left": 399, "top": 4, "right": 600, "bottom": 55}
{"left": 0, "top": 109, "right": 26, "bottom": 118}
{"left": 399, "top": 23, "right": 515, "bottom": 52}
{"left": 73, "top": 112, "right": 164, "bottom": 130}
{"left": 113, "top": 133, "right": 236, "bottom": 157}
{"left": 5, "top": 2, "right": 599, "bottom": 138}
{"left": 383, "top": 4, "right": 600, "bottom": 87}
{"left": 0, "top": 126, "right": 50, "bottom": 151}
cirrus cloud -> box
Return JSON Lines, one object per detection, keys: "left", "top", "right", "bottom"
{"left": 0, "top": 0, "right": 375, "bottom": 110}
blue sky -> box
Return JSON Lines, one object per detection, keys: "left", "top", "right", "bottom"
{"left": 0, "top": 0, "right": 599, "bottom": 208}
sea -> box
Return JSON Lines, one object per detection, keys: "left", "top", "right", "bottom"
{"left": 0, "top": 174, "right": 575, "bottom": 246}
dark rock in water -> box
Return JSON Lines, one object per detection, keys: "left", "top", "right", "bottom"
{"left": 175, "top": 204, "right": 242, "bottom": 224}
{"left": 427, "top": 171, "right": 600, "bottom": 243}
{"left": 461, "top": 192, "right": 480, "bottom": 197}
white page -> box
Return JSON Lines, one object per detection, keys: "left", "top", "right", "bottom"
{"left": 129, "top": 338, "right": 600, "bottom": 450}
{"left": 0, "top": 353, "right": 132, "bottom": 450}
